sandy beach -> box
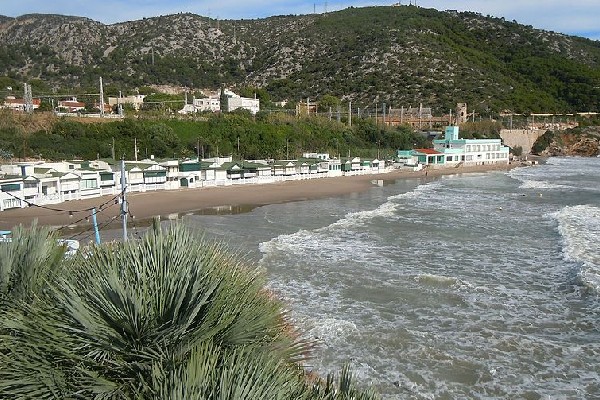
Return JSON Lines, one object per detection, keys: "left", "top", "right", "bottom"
{"left": 0, "top": 163, "right": 520, "bottom": 234}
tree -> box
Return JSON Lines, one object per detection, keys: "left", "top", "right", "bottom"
{"left": 0, "top": 223, "right": 380, "bottom": 399}
{"left": 318, "top": 94, "right": 341, "bottom": 113}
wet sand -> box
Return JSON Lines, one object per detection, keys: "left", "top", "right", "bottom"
{"left": 0, "top": 163, "right": 519, "bottom": 234}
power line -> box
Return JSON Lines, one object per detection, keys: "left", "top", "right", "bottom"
{"left": 2, "top": 190, "right": 121, "bottom": 214}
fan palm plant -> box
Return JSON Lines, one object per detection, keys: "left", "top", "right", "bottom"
{"left": 0, "top": 222, "right": 65, "bottom": 306}
{"left": 0, "top": 223, "right": 379, "bottom": 399}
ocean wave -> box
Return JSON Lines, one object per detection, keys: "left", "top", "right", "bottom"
{"left": 518, "top": 179, "right": 570, "bottom": 190}
{"left": 415, "top": 273, "right": 464, "bottom": 288}
{"left": 259, "top": 181, "right": 442, "bottom": 258}
{"left": 554, "top": 205, "right": 600, "bottom": 291}
{"left": 298, "top": 316, "right": 358, "bottom": 344}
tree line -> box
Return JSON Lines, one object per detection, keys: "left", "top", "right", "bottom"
{"left": 0, "top": 111, "right": 429, "bottom": 162}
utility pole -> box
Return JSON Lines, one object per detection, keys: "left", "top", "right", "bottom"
{"left": 375, "top": 104, "right": 378, "bottom": 126}
{"left": 400, "top": 105, "right": 404, "bottom": 125}
{"left": 348, "top": 101, "right": 352, "bottom": 127}
{"left": 111, "top": 137, "right": 116, "bottom": 161}
{"left": 99, "top": 77, "right": 105, "bottom": 117}
{"left": 120, "top": 159, "right": 128, "bottom": 242}
{"left": 118, "top": 90, "right": 123, "bottom": 116}
{"left": 23, "top": 83, "right": 33, "bottom": 113}
{"left": 92, "top": 208, "right": 101, "bottom": 244}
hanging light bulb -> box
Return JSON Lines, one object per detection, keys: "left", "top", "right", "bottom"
{"left": 68, "top": 211, "right": 74, "bottom": 218}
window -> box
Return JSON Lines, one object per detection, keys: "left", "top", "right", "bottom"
{"left": 1, "top": 183, "right": 20, "bottom": 192}
{"left": 3, "top": 198, "right": 21, "bottom": 209}
{"left": 80, "top": 179, "right": 98, "bottom": 190}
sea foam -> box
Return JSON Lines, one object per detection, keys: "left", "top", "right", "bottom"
{"left": 555, "top": 205, "right": 600, "bottom": 291}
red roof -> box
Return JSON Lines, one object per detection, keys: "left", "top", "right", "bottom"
{"left": 59, "top": 101, "right": 85, "bottom": 107}
{"left": 414, "top": 148, "right": 441, "bottom": 155}
{"left": 4, "top": 98, "right": 41, "bottom": 105}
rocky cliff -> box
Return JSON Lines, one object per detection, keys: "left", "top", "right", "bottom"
{"left": 534, "top": 126, "right": 600, "bottom": 157}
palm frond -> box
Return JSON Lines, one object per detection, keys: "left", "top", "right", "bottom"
{"left": 0, "top": 222, "right": 65, "bottom": 304}
{"left": 47, "top": 223, "right": 309, "bottom": 394}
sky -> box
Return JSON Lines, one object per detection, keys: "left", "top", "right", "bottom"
{"left": 2, "top": 0, "right": 599, "bottom": 41}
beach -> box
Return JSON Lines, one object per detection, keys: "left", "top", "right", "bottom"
{"left": 0, "top": 163, "right": 517, "bottom": 232}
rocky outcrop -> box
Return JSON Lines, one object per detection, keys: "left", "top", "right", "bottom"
{"left": 537, "top": 126, "right": 600, "bottom": 157}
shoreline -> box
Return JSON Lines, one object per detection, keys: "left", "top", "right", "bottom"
{"left": 0, "top": 163, "right": 523, "bottom": 235}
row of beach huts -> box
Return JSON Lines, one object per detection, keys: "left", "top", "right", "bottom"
{"left": 0, "top": 153, "right": 391, "bottom": 211}
{"left": 0, "top": 126, "right": 511, "bottom": 212}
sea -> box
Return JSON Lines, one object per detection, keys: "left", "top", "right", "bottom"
{"left": 186, "top": 157, "right": 600, "bottom": 398}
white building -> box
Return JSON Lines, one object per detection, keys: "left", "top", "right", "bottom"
{"left": 193, "top": 96, "right": 220, "bottom": 112}
{"left": 2, "top": 96, "right": 41, "bottom": 111}
{"left": 227, "top": 96, "right": 260, "bottom": 114}
{"left": 428, "top": 126, "right": 510, "bottom": 167}
{"left": 223, "top": 89, "right": 260, "bottom": 115}
{"left": 178, "top": 89, "right": 259, "bottom": 115}
{"left": 302, "top": 152, "right": 331, "bottom": 160}
{"left": 107, "top": 95, "right": 146, "bottom": 111}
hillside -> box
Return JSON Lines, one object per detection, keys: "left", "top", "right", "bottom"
{"left": 1, "top": 6, "right": 600, "bottom": 114}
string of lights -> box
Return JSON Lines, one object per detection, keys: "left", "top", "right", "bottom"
{"left": 2, "top": 189, "right": 122, "bottom": 214}
{"left": 2, "top": 182, "right": 134, "bottom": 244}
{"left": 63, "top": 200, "right": 122, "bottom": 241}
{"left": 125, "top": 205, "right": 144, "bottom": 240}
{"left": 73, "top": 215, "right": 119, "bottom": 243}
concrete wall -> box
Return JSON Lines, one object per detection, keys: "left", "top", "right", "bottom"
{"left": 499, "top": 129, "right": 546, "bottom": 154}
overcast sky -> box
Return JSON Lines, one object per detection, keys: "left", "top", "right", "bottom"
{"left": 2, "top": 0, "right": 599, "bottom": 40}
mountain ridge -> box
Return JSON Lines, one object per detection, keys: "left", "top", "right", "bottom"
{"left": 1, "top": 6, "right": 599, "bottom": 114}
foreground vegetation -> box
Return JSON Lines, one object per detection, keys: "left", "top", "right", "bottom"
{"left": 0, "top": 223, "right": 379, "bottom": 399}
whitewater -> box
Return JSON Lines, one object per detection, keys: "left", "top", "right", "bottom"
{"left": 188, "top": 157, "right": 600, "bottom": 399}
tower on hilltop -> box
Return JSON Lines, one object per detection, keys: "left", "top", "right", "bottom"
{"left": 455, "top": 103, "right": 468, "bottom": 125}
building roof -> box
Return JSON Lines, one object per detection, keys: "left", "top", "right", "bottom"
{"left": 4, "top": 98, "right": 41, "bottom": 105}
{"left": 414, "top": 148, "right": 442, "bottom": 155}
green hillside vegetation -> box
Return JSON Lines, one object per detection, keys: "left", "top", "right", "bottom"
{"left": 0, "top": 111, "right": 428, "bottom": 161}
{"left": 1, "top": 6, "right": 599, "bottom": 114}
